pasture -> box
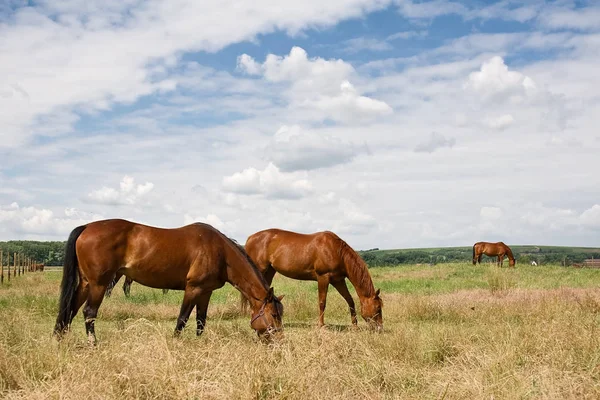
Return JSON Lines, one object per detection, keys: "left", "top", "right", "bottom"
{"left": 1, "top": 263, "right": 599, "bottom": 399}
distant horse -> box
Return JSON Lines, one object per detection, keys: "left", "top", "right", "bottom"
{"left": 54, "top": 219, "right": 284, "bottom": 344}
{"left": 105, "top": 275, "right": 168, "bottom": 298}
{"left": 242, "top": 229, "right": 383, "bottom": 331}
{"left": 33, "top": 263, "right": 45, "bottom": 272}
{"left": 472, "top": 242, "right": 516, "bottom": 267}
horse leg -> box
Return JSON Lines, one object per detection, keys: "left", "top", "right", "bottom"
{"left": 83, "top": 283, "right": 108, "bottom": 346}
{"left": 195, "top": 291, "right": 213, "bottom": 336}
{"left": 477, "top": 255, "right": 482, "bottom": 265}
{"left": 105, "top": 273, "right": 122, "bottom": 298}
{"left": 123, "top": 277, "right": 132, "bottom": 297}
{"left": 263, "top": 266, "right": 276, "bottom": 287}
{"left": 331, "top": 280, "right": 357, "bottom": 326}
{"left": 68, "top": 281, "right": 89, "bottom": 328}
{"left": 174, "top": 285, "right": 202, "bottom": 336}
{"left": 317, "top": 275, "right": 330, "bottom": 328}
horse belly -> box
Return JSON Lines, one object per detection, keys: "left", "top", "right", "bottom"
{"left": 120, "top": 260, "right": 188, "bottom": 290}
{"left": 278, "top": 268, "right": 318, "bottom": 281}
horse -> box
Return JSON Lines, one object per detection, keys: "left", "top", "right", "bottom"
{"left": 53, "top": 219, "right": 284, "bottom": 344}
{"left": 105, "top": 275, "right": 168, "bottom": 298}
{"left": 472, "top": 242, "right": 516, "bottom": 267}
{"left": 105, "top": 239, "right": 247, "bottom": 299}
{"left": 34, "top": 263, "right": 45, "bottom": 272}
{"left": 242, "top": 229, "right": 383, "bottom": 331}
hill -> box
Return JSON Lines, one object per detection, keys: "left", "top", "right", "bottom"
{"left": 358, "top": 245, "right": 600, "bottom": 267}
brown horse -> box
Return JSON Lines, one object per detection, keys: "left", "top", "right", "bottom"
{"left": 473, "top": 242, "right": 516, "bottom": 267}
{"left": 54, "top": 219, "right": 284, "bottom": 344}
{"left": 34, "top": 263, "right": 45, "bottom": 272}
{"left": 242, "top": 229, "right": 383, "bottom": 331}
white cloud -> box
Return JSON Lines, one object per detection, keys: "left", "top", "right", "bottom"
{"left": 334, "top": 198, "right": 378, "bottom": 235}
{"left": 538, "top": 5, "right": 600, "bottom": 31}
{"left": 414, "top": 132, "right": 456, "bottom": 153}
{"left": 1, "top": 1, "right": 600, "bottom": 249}
{"left": 238, "top": 47, "right": 354, "bottom": 90}
{"left": 86, "top": 176, "right": 154, "bottom": 205}
{"left": 0, "top": 1, "right": 392, "bottom": 146}
{"left": 222, "top": 163, "right": 312, "bottom": 200}
{"left": 318, "top": 192, "right": 337, "bottom": 205}
{"left": 183, "top": 213, "right": 238, "bottom": 234}
{"left": 342, "top": 37, "right": 393, "bottom": 53}
{"left": 236, "top": 54, "right": 262, "bottom": 75}
{"left": 463, "top": 56, "right": 568, "bottom": 132}
{"left": 0, "top": 202, "right": 103, "bottom": 238}
{"left": 386, "top": 30, "right": 428, "bottom": 40}
{"left": 237, "top": 47, "right": 392, "bottom": 122}
{"left": 465, "top": 56, "right": 537, "bottom": 102}
{"left": 580, "top": 205, "right": 600, "bottom": 228}
{"left": 395, "top": 0, "right": 467, "bottom": 19}
{"left": 265, "top": 125, "right": 367, "bottom": 171}
{"left": 307, "top": 80, "right": 393, "bottom": 122}
{"left": 486, "top": 114, "right": 515, "bottom": 130}
{"left": 480, "top": 206, "right": 503, "bottom": 220}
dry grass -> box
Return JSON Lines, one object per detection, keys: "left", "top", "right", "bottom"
{"left": 1, "top": 264, "right": 600, "bottom": 399}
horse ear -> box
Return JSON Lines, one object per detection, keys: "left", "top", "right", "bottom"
{"left": 375, "top": 288, "right": 381, "bottom": 297}
{"left": 277, "top": 295, "right": 285, "bottom": 301}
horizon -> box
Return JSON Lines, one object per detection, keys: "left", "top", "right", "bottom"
{"left": 1, "top": 1, "right": 599, "bottom": 249}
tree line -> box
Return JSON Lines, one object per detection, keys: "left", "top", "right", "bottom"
{"left": 1, "top": 240, "right": 598, "bottom": 268}
{"left": 0, "top": 241, "right": 65, "bottom": 266}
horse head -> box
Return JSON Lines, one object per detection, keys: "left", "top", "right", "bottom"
{"left": 360, "top": 288, "right": 383, "bottom": 332}
{"left": 250, "top": 287, "right": 284, "bottom": 340}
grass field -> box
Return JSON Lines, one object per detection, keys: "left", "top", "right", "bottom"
{"left": 1, "top": 263, "right": 600, "bottom": 399}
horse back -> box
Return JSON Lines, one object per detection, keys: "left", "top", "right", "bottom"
{"left": 75, "top": 220, "right": 225, "bottom": 289}
{"left": 246, "top": 229, "right": 343, "bottom": 280}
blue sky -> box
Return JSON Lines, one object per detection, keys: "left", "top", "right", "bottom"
{"left": 0, "top": 0, "right": 599, "bottom": 249}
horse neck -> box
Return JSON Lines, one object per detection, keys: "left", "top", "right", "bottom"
{"left": 224, "top": 245, "right": 269, "bottom": 309}
{"left": 341, "top": 245, "right": 375, "bottom": 300}
{"left": 505, "top": 246, "right": 515, "bottom": 260}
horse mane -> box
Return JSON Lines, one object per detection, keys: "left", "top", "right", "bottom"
{"left": 224, "top": 235, "right": 271, "bottom": 288}
{"left": 332, "top": 233, "right": 375, "bottom": 298}
{"left": 191, "top": 222, "right": 268, "bottom": 286}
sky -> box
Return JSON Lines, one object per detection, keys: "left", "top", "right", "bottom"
{"left": 0, "top": 0, "right": 599, "bottom": 250}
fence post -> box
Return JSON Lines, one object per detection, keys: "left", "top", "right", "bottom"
{"left": 1, "top": 249, "right": 3, "bottom": 284}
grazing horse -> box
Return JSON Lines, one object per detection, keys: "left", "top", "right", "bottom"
{"left": 242, "top": 229, "right": 383, "bottom": 331}
{"left": 472, "top": 242, "right": 516, "bottom": 267}
{"left": 53, "top": 219, "right": 284, "bottom": 344}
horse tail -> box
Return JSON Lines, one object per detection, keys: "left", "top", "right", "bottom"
{"left": 54, "top": 224, "right": 87, "bottom": 336}
{"left": 472, "top": 244, "right": 476, "bottom": 265}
